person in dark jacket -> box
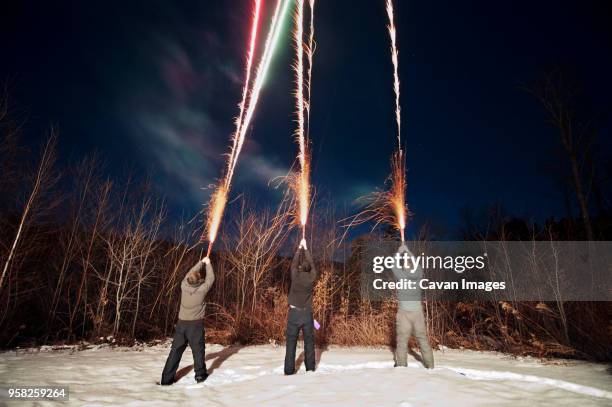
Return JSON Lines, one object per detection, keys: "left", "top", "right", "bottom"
{"left": 160, "top": 256, "right": 215, "bottom": 385}
{"left": 284, "top": 238, "right": 318, "bottom": 375}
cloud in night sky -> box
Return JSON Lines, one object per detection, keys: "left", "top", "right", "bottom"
{"left": 124, "top": 25, "right": 290, "bottom": 213}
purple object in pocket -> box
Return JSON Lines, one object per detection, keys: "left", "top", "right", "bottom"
{"left": 314, "top": 319, "right": 321, "bottom": 330}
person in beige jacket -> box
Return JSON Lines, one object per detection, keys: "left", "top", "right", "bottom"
{"left": 392, "top": 244, "right": 434, "bottom": 369}
{"left": 160, "top": 256, "right": 215, "bottom": 385}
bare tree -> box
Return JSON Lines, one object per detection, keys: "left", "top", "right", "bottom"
{"left": 525, "top": 69, "right": 597, "bottom": 240}
{"left": 150, "top": 220, "right": 193, "bottom": 334}
{"left": 130, "top": 203, "right": 164, "bottom": 337}
{"left": 1, "top": 134, "right": 57, "bottom": 291}
{"left": 102, "top": 197, "right": 163, "bottom": 336}
{"left": 49, "top": 157, "right": 97, "bottom": 326}
{"left": 69, "top": 176, "right": 112, "bottom": 337}
{"left": 223, "top": 195, "right": 293, "bottom": 327}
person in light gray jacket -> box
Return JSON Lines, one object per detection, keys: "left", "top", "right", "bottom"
{"left": 161, "top": 256, "right": 215, "bottom": 385}
{"left": 392, "top": 244, "right": 434, "bottom": 369}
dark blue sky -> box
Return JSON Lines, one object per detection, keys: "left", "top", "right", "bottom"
{"left": 2, "top": 0, "right": 611, "bottom": 237}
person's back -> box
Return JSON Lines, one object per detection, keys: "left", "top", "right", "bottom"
{"left": 391, "top": 244, "right": 434, "bottom": 369}
{"left": 284, "top": 239, "right": 317, "bottom": 375}
{"left": 160, "top": 257, "right": 215, "bottom": 385}
{"left": 179, "top": 263, "right": 214, "bottom": 321}
{"left": 392, "top": 253, "right": 423, "bottom": 313}
{"left": 288, "top": 248, "right": 316, "bottom": 309}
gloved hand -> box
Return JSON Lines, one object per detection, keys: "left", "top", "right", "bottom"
{"left": 202, "top": 257, "right": 211, "bottom": 265}
{"left": 300, "top": 238, "right": 308, "bottom": 250}
{"left": 397, "top": 244, "right": 409, "bottom": 254}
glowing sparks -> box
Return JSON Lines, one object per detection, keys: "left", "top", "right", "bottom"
{"left": 305, "top": 0, "right": 316, "bottom": 136}
{"left": 228, "top": 0, "right": 262, "bottom": 182}
{"left": 386, "top": 0, "right": 401, "bottom": 150}
{"left": 291, "top": 0, "right": 313, "bottom": 239}
{"left": 203, "top": 0, "right": 292, "bottom": 253}
{"left": 205, "top": 184, "right": 228, "bottom": 256}
{"left": 385, "top": 0, "right": 406, "bottom": 241}
{"left": 226, "top": 0, "right": 292, "bottom": 183}
{"left": 389, "top": 151, "right": 406, "bottom": 241}
{"left": 226, "top": 0, "right": 285, "bottom": 185}
{"left": 339, "top": 152, "right": 407, "bottom": 243}
{"left": 340, "top": 0, "right": 407, "bottom": 242}
{"left": 294, "top": 0, "right": 306, "bottom": 220}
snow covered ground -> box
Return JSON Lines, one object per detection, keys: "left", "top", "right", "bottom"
{"left": 1, "top": 342, "right": 610, "bottom": 406}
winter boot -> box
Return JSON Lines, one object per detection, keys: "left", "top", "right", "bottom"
{"left": 195, "top": 373, "right": 208, "bottom": 383}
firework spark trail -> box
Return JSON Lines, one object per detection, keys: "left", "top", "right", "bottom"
{"left": 203, "top": 0, "right": 264, "bottom": 254}
{"left": 385, "top": 0, "right": 406, "bottom": 241}
{"left": 204, "top": 184, "right": 228, "bottom": 256}
{"left": 390, "top": 151, "right": 406, "bottom": 241}
{"left": 305, "top": 0, "right": 315, "bottom": 137}
{"left": 226, "top": 0, "right": 284, "bottom": 185}
{"left": 225, "top": 0, "right": 292, "bottom": 183}
{"left": 292, "top": 0, "right": 311, "bottom": 240}
{"left": 227, "top": 0, "right": 263, "bottom": 182}
{"left": 339, "top": 0, "right": 406, "bottom": 243}
{"left": 338, "top": 151, "right": 407, "bottom": 243}
{"left": 203, "top": 0, "right": 291, "bottom": 255}
{"left": 386, "top": 0, "right": 401, "bottom": 150}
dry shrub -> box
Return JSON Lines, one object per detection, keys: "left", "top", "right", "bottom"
{"left": 327, "top": 299, "right": 395, "bottom": 346}
{"left": 0, "top": 121, "right": 609, "bottom": 361}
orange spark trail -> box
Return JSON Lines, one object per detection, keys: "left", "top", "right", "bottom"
{"left": 390, "top": 151, "right": 406, "bottom": 241}
{"left": 205, "top": 184, "right": 228, "bottom": 256}
{"left": 341, "top": 0, "right": 406, "bottom": 243}
{"left": 292, "top": 0, "right": 311, "bottom": 239}
{"left": 385, "top": 0, "right": 406, "bottom": 241}
{"left": 203, "top": 0, "right": 289, "bottom": 255}
{"left": 338, "top": 152, "right": 407, "bottom": 243}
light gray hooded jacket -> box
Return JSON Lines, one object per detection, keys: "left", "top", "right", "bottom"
{"left": 391, "top": 246, "right": 423, "bottom": 312}
{"left": 178, "top": 260, "right": 215, "bottom": 321}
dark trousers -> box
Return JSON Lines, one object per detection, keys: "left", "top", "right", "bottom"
{"left": 161, "top": 320, "right": 206, "bottom": 384}
{"left": 284, "top": 306, "right": 315, "bottom": 374}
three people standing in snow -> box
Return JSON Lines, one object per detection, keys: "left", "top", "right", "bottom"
{"left": 160, "top": 240, "right": 434, "bottom": 385}
{"left": 284, "top": 238, "right": 318, "bottom": 375}
{"left": 161, "top": 256, "right": 215, "bottom": 385}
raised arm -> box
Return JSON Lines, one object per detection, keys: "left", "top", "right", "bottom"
{"left": 290, "top": 247, "right": 301, "bottom": 280}
{"left": 392, "top": 244, "right": 423, "bottom": 279}
{"left": 303, "top": 248, "right": 317, "bottom": 280}
{"left": 391, "top": 244, "right": 410, "bottom": 280}
{"left": 197, "top": 259, "right": 215, "bottom": 295}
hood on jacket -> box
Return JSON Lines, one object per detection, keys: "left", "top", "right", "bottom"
{"left": 186, "top": 269, "right": 204, "bottom": 286}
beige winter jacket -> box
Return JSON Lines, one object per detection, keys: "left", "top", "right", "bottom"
{"left": 178, "top": 260, "right": 215, "bottom": 321}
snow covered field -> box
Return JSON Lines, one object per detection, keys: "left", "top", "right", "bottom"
{"left": 1, "top": 343, "right": 610, "bottom": 406}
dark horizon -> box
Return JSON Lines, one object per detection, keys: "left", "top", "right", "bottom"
{"left": 2, "top": 0, "right": 612, "bottom": 239}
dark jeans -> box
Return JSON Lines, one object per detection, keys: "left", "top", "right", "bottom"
{"left": 284, "top": 306, "right": 315, "bottom": 375}
{"left": 161, "top": 320, "right": 206, "bottom": 384}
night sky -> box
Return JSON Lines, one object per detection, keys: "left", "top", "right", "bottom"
{"left": 2, "top": 0, "right": 611, "bottom": 238}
